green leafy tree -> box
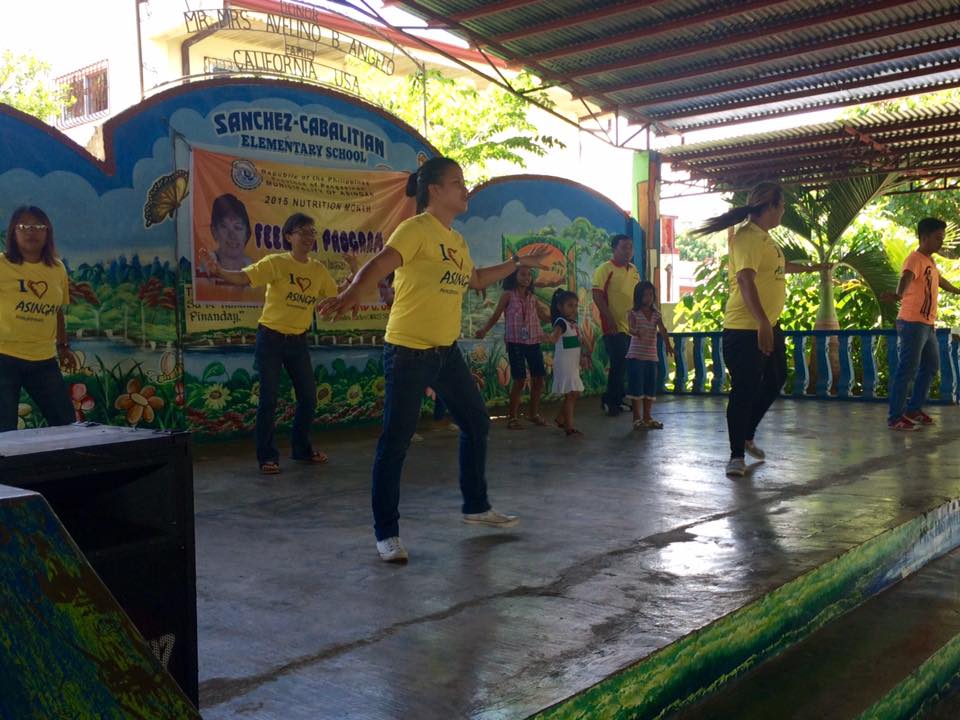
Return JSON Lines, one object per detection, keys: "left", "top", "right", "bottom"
{"left": 0, "top": 50, "right": 71, "bottom": 122}
{"left": 677, "top": 231, "right": 723, "bottom": 262}
{"left": 365, "top": 69, "right": 564, "bottom": 185}
{"left": 762, "top": 174, "right": 902, "bottom": 329}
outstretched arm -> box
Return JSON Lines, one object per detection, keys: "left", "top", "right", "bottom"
{"left": 785, "top": 261, "right": 833, "bottom": 274}
{"left": 476, "top": 292, "right": 511, "bottom": 339}
{"left": 201, "top": 248, "right": 251, "bottom": 286}
{"left": 468, "top": 249, "right": 551, "bottom": 290}
{"left": 318, "top": 247, "right": 402, "bottom": 319}
{"left": 940, "top": 276, "right": 960, "bottom": 295}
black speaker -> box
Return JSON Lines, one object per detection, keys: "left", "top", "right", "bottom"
{"left": 0, "top": 424, "right": 198, "bottom": 705}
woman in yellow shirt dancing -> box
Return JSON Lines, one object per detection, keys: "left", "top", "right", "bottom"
{"left": 320, "top": 157, "right": 550, "bottom": 563}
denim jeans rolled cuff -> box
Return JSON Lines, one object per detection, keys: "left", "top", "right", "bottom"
{"left": 254, "top": 324, "right": 316, "bottom": 465}
{"left": 888, "top": 320, "right": 939, "bottom": 423}
{"left": 371, "top": 342, "right": 491, "bottom": 541}
{"left": 0, "top": 353, "right": 74, "bottom": 432}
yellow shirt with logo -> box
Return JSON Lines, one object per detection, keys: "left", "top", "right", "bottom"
{"left": 724, "top": 221, "right": 786, "bottom": 330}
{"left": 243, "top": 253, "right": 337, "bottom": 335}
{"left": 385, "top": 213, "right": 474, "bottom": 349}
{"left": 592, "top": 260, "right": 640, "bottom": 335}
{"left": 0, "top": 256, "right": 70, "bottom": 361}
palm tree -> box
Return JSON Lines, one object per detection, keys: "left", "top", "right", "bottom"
{"left": 775, "top": 173, "right": 903, "bottom": 331}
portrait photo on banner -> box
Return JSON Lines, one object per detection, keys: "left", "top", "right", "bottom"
{"left": 190, "top": 148, "right": 415, "bottom": 334}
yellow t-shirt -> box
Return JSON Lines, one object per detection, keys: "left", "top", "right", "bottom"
{"left": 592, "top": 260, "right": 640, "bottom": 334}
{"left": 243, "top": 253, "right": 337, "bottom": 335}
{"left": 724, "top": 222, "right": 785, "bottom": 330}
{"left": 0, "top": 256, "right": 70, "bottom": 361}
{"left": 385, "top": 213, "right": 474, "bottom": 349}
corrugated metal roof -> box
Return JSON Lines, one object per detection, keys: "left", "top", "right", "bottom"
{"left": 662, "top": 104, "right": 960, "bottom": 188}
{"left": 390, "top": 0, "right": 960, "bottom": 134}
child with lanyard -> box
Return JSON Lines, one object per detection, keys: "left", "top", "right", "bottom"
{"left": 548, "top": 289, "right": 587, "bottom": 436}
{"left": 476, "top": 266, "right": 551, "bottom": 428}
{"left": 626, "top": 280, "right": 674, "bottom": 430}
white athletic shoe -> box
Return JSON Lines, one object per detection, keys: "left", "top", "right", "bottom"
{"left": 462, "top": 509, "right": 520, "bottom": 528}
{"left": 376, "top": 536, "right": 409, "bottom": 563}
{"left": 726, "top": 457, "right": 747, "bottom": 477}
{"left": 410, "top": 433, "right": 424, "bottom": 443}
{"left": 744, "top": 440, "right": 766, "bottom": 460}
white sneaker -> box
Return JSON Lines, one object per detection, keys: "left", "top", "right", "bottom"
{"left": 726, "top": 457, "right": 747, "bottom": 477}
{"left": 411, "top": 432, "right": 424, "bottom": 442}
{"left": 462, "top": 509, "right": 519, "bottom": 528}
{"left": 744, "top": 440, "right": 765, "bottom": 460}
{"left": 376, "top": 536, "right": 409, "bottom": 563}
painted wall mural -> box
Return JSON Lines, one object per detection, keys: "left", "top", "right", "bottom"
{"left": 0, "top": 80, "right": 639, "bottom": 440}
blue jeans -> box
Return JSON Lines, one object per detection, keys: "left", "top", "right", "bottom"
{"left": 372, "top": 342, "right": 491, "bottom": 540}
{"left": 0, "top": 353, "right": 74, "bottom": 432}
{"left": 254, "top": 325, "right": 317, "bottom": 465}
{"left": 888, "top": 320, "right": 939, "bottom": 423}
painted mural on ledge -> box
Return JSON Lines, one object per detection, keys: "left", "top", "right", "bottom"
{"left": 0, "top": 79, "right": 638, "bottom": 440}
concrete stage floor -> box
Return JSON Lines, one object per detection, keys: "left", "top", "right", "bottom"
{"left": 193, "top": 396, "right": 960, "bottom": 719}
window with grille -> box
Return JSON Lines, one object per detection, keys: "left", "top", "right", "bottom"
{"left": 57, "top": 61, "right": 109, "bottom": 126}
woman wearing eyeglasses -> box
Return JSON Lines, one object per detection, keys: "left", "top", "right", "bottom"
{"left": 203, "top": 212, "right": 338, "bottom": 474}
{"left": 0, "top": 206, "right": 75, "bottom": 432}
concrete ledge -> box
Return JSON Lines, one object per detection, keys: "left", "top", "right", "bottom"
{"left": 533, "top": 498, "right": 960, "bottom": 720}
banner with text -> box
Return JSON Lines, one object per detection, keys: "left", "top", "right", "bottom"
{"left": 191, "top": 148, "right": 414, "bottom": 334}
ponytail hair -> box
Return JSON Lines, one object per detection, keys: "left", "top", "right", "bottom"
{"left": 550, "top": 288, "right": 577, "bottom": 324}
{"left": 406, "top": 156, "right": 460, "bottom": 213}
{"left": 693, "top": 182, "right": 784, "bottom": 236}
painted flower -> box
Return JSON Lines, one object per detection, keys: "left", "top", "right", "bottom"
{"left": 175, "top": 381, "right": 185, "bottom": 407}
{"left": 346, "top": 383, "right": 363, "bottom": 405}
{"left": 70, "top": 383, "right": 95, "bottom": 421}
{"left": 496, "top": 357, "right": 510, "bottom": 387}
{"left": 248, "top": 381, "right": 260, "bottom": 407}
{"left": 114, "top": 379, "right": 165, "bottom": 426}
{"left": 202, "top": 384, "right": 231, "bottom": 410}
{"left": 471, "top": 345, "right": 488, "bottom": 363}
{"left": 17, "top": 403, "right": 32, "bottom": 430}
{"left": 372, "top": 376, "right": 385, "bottom": 396}
{"left": 316, "top": 383, "right": 333, "bottom": 407}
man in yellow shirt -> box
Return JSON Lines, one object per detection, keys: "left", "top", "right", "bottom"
{"left": 592, "top": 234, "right": 640, "bottom": 416}
{"left": 205, "top": 212, "right": 338, "bottom": 474}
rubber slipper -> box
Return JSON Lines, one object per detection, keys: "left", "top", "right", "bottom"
{"left": 259, "top": 461, "right": 281, "bottom": 475}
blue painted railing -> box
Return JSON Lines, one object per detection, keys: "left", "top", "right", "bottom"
{"left": 657, "top": 328, "right": 960, "bottom": 404}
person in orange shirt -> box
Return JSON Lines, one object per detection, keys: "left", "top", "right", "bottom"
{"left": 886, "top": 218, "right": 960, "bottom": 430}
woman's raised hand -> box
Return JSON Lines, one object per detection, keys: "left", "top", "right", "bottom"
{"left": 199, "top": 248, "right": 221, "bottom": 277}
{"left": 520, "top": 247, "right": 553, "bottom": 269}
{"left": 317, "top": 289, "right": 361, "bottom": 320}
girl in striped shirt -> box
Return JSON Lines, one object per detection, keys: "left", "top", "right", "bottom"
{"left": 626, "top": 281, "right": 674, "bottom": 430}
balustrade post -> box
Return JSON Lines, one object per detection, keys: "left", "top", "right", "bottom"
{"left": 791, "top": 333, "right": 808, "bottom": 396}
{"left": 836, "top": 334, "right": 853, "bottom": 398}
{"left": 692, "top": 335, "right": 706, "bottom": 393}
{"left": 937, "top": 329, "right": 955, "bottom": 403}
{"left": 673, "top": 335, "right": 687, "bottom": 394}
{"left": 711, "top": 333, "right": 725, "bottom": 394}
{"left": 658, "top": 335, "right": 669, "bottom": 394}
{"left": 860, "top": 333, "right": 878, "bottom": 399}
